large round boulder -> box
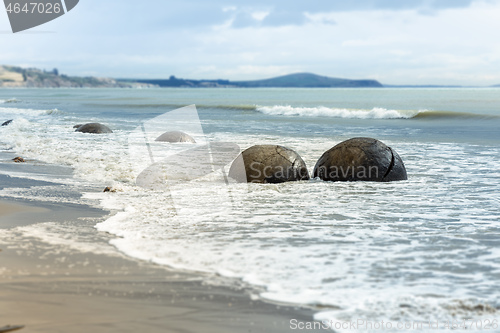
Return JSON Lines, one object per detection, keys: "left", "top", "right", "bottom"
{"left": 75, "top": 123, "right": 113, "bottom": 134}
{"left": 2, "top": 119, "right": 13, "bottom": 126}
{"left": 155, "top": 131, "right": 196, "bottom": 143}
{"left": 229, "top": 145, "right": 310, "bottom": 184}
{"left": 313, "top": 138, "right": 407, "bottom": 182}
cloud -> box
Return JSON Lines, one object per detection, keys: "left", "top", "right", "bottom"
{"left": 189, "top": 0, "right": 500, "bottom": 84}
{"left": 0, "top": 0, "right": 480, "bottom": 32}
{"left": 218, "top": 0, "right": 478, "bottom": 29}
{"left": 1, "top": 0, "right": 499, "bottom": 85}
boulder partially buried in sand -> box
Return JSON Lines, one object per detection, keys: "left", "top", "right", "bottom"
{"left": 155, "top": 131, "right": 196, "bottom": 143}
{"left": 229, "top": 145, "right": 310, "bottom": 184}
{"left": 75, "top": 123, "right": 113, "bottom": 134}
{"left": 1, "top": 119, "right": 13, "bottom": 126}
{"left": 313, "top": 137, "right": 407, "bottom": 182}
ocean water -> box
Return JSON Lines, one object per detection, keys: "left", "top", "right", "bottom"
{"left": 1, "top": 88, "right": 500, "bottom": 331}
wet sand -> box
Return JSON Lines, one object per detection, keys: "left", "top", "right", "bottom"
{"left": 0, "top": 203, "right": 322, "bottom": 333}
{"left": 0, "top": 167, "right": 323, "bottom": 332}
{"left": 1, "top": 240, "right": 324, "bottom": 332}
{"left": 0, "top": 201, "right": 37, "bottom": 216}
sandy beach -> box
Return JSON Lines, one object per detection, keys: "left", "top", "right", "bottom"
{"left": 0, "top": 201, "right": 39, "bottom": 217}
{"left": 0, "top": 228, "right": 321, "bottom": 333}
{"left": 0, "top": 171, "right": 322, "bottom": 332}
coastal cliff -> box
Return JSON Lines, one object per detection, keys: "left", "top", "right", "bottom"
{"left": 0, "top": 65, "right": 156, "bottom": 88}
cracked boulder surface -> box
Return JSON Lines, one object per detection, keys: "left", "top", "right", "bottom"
{"left": 75, "top": 123, "right": 113, "bottom": 134}
{"left": 229, "top": 145, "right": 310, "bottom": 184}
{"left": 155, "top": 131, "right": 196, "bottom": 143}
{"left": 313, "top": 138, "right": 407, "bottom": 182}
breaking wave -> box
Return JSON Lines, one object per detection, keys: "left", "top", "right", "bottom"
{"left": 0, "top": 98, "right": 19, "bottom": 104}
{"left": 257, "top": 105, "right": 418, "bottom": 119}
{"left": 256, "top": 105, "right": 497, "bottom": 120}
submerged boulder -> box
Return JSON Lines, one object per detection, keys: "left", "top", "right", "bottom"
{"left": 313, "top": 137, "right": 407, "bottom": 182}
{"left": 155, "top": 131, "right": 196, "bottom": 143}
{"left": 75, "top": 123, "right": 113, "bottom": 134}
{"left": 229, "top": 145, "right": 310, "bottom": 184}
{"left": 2, "top": 119, "right": 13, "bottom": 126}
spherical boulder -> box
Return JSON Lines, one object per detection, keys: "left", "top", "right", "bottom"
{"left": 313, "top": 138, "right": 407, "bottom": 182}
{"left": 75, "top": 123, "right": 113, "bottom": 134}
{"left": 229, "top": 145, "right": 310, "bottom": 184}
{"left": 155, "top": 131, "right": 196, "bottom": 143}
{"left": 2, "top": 119, "right": 13, "bottom": 126}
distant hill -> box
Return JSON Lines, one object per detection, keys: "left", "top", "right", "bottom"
{"left": 234, "top": 73, "right": 382, "bottom": 88}
{"left": 1, "top": 66, "right": 382, "bottom": 88}
{"left": 132, "top": 72, "right": 383, "bottom": 88}
{"left": 0, "top": 65, "right": 155, "bottom": 88}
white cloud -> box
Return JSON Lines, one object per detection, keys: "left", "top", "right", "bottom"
{"left": 193, "top": 65, "right": 301, "bottom": 80}
{"left": 251, "top": 11, "right": 270, "bottom": 21}
{"left": 189, "top": 0, "right": 500, "bottom": 85}
{"left": 1, "top": 0, "right": 500, "bottom": 85}
{"left": 304, "top": 12, "right": 336, "bottom": 25}
{"left": 222, "top": 6, "right": 237, "bottom": 12}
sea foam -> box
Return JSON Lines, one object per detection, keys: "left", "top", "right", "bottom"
{"left": 256, "top": 105, "right": 419, "bottom": 119}
{"left": 0, "top": 98, "right": 19, "bottom": 104}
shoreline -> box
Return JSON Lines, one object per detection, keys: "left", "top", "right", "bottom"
{"left": 1, "top": 220, "right": 322, "bottom": 332}
{"left": 0, "top": 198, "right": 323, "bottom": 333}
{"left": 0, "top": 157, "right": 323, "bottom": 332}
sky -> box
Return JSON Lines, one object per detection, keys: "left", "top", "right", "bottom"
{"left": 1, "top": 0, "right": 500, "bottom": 85}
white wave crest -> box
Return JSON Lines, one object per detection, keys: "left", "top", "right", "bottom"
{"left": 0, "top": 98, "right": 19, "bottom": 104}
{"left": 257, "top": 105, "right": 419, "bottom": 119}
{"left": 0, "top": 107, "right": 63, "bottom": 118}
{"left": 45, "top": 108, "right": 64, "bottom": 115}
